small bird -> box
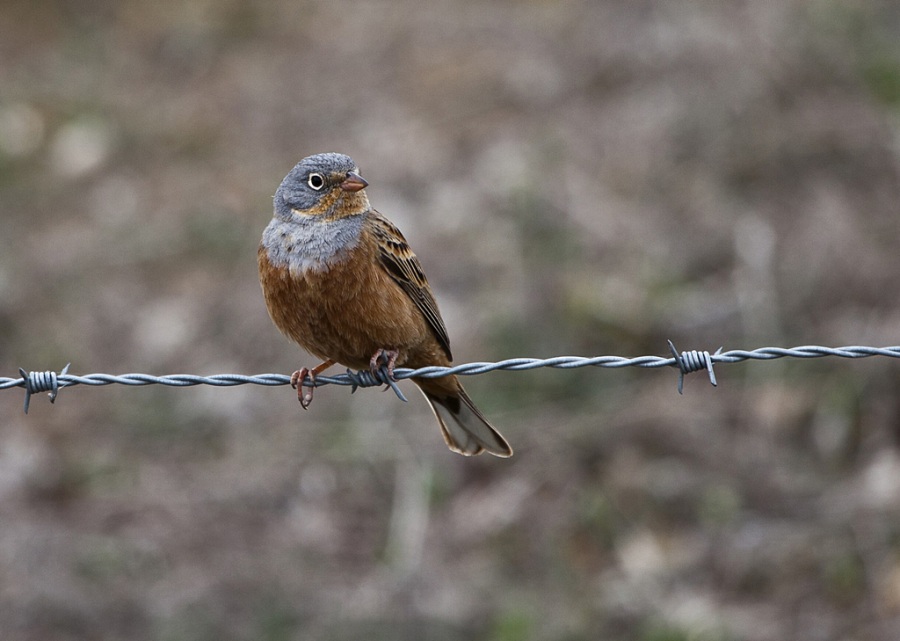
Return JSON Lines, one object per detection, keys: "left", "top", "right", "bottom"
{"left": 258, "top": 153, "right": 512, "bottom": 457}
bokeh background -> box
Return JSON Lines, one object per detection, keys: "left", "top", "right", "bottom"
{"left": 2, "top": 1, "right": 900, "bottom": 639}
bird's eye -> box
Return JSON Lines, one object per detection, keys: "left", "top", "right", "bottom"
{"left": 307, "top": 173, "right": 325, "bottom": 190}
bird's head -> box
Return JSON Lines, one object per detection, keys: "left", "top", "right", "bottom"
{"left": 274, "top": 152, "right": 370, "bottom": 221}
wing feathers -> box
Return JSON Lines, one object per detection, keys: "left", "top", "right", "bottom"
{"left": 369, "top": 213, "right": 452, "bottom": 360}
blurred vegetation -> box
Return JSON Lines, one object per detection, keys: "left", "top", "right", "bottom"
{"left": 1, "top": 0, "right": 900, "bottom": 640}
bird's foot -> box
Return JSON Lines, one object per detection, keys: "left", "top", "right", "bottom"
{"left": 369, "top": 348, "right": 400, "bottom": 381}
{"left": 290, "top": 359, "right": 335, "bottom": 409}
{"left": 290, "top": 368, "right": 316, "bottom": 409}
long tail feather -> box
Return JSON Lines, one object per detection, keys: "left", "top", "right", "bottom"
{"left": 419, "top": 385, "right": 512, "bottom": 457}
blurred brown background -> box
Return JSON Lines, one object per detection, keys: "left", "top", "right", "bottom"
{"left": 2, "top": 1, "right": 900, "bottom": 639}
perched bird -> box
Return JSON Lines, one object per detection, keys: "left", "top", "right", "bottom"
{"left": 258, "top": 153, "right": 512, "bottom": 457}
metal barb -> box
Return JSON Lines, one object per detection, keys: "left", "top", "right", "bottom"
{"left": 345, "top": 368, "right": 379, "bottom": 393}
{"left": 344, "top": 367, "right": 408, "bottom": 402}
{"left": 376, "top": 365, "right": 408, "bottom": 403}
{"left": 668, "top": 341, "right": 719, "bottom": 395}
{"left": 19, "top": 363, "right": 70, "bottom": 414}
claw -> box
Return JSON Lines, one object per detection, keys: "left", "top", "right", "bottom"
{"left": 369, "top": 349, "right": 400, "bottom": 381}
{"left": 289, "top": 359, "right": 335, "bottom": 410}
{"left": 290, "top": 368, "right": 315, "bottom": 409}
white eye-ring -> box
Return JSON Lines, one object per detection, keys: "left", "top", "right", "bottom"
{"left": 307, "top": 173, "right": 325, "bottom": 190}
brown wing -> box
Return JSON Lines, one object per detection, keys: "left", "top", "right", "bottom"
{"left": 369, "top": 212, "right": 452, "bottom": 360}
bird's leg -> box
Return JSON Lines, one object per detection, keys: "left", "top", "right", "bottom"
{"left": 369, "top": 348, "right": 400, "bottom": 381}
{"left": 290, "top": 359, "right": 335, "bottom": 409}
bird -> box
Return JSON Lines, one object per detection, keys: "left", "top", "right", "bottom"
{"left": 258, "top": 152, "right": 512, "bottom": 457}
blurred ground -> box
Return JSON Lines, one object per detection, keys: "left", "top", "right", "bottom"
{"left": 2, "top": 0, "right": 900, "bottom": 639}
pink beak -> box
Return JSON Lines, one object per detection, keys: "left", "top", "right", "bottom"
{"left": 340, "top": 171, "right": 368, "bottom": 192}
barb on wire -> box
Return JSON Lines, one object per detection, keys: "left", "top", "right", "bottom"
{"left": 3, "top": 344, "right": 900, "bottom": 413}
{"left": 668, "top": 341, "right": 721, "bottom": 395}
{"left": 345, "top": 366, "right": 409, "bottom": 402}
{"left": 18, "top": 363, "right": 70, "bottom": 414}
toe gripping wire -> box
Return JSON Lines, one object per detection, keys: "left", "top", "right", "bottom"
{"left": 668, "top": 341, "right": 720, "bottom": 394}
{"left": 18, "top": 363, "right": 70, "bottom": 414}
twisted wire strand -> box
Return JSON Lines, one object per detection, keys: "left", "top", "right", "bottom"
{"left": 3, "top": 345, "right": 900, "bottom": 412}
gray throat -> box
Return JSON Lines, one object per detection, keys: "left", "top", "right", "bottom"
{"left": 263, "top": 213, "right": 365, "bottom": 274}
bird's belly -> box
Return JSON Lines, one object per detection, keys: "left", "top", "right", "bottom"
{"left": 259, "top": 248, "right": 434, "bottom": 369}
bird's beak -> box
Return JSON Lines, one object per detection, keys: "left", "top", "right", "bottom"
{"left": 340, "top": 171, "right": 368, "bottom": 193}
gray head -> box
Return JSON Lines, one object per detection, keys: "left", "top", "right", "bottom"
{"left": 274, "top": 152, "right": 369, "bottom": 219}
{"left": 263, "top": 152, "right": 370, "bottom": 271}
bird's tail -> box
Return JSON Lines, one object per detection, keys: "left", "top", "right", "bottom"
{"left": 417, "top": 379, "right": 512, "bottom": 457}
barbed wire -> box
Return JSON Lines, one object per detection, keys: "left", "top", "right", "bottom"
{"left": 3, "top": 343, "right": 899, "bottom": 413}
